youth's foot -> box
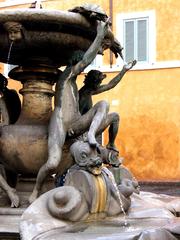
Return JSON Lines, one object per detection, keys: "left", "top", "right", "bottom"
{"left": 29, "top": 189, "right": 39, "bottom": 204}
{"left": 106, "top": 143, "right": 119, "bottom": 153}
{"left": 87, "top": 132, "right": 98, "bottom": 147}
{"left": 7, "top": 188, "right": 19, "bottom": 208}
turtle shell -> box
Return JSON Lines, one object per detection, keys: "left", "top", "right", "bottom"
{"left": 69, "top": 4, "right": 108, "bottom": 22}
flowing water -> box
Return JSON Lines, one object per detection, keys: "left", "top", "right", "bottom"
{"left": 116, "top": 189, "right": 128, "bottom": 227}
{"left": 7, "top": 41, "right": 14, "bottom": 64}
{"left": 111, "top": 179, "right": 128, "bottom": 227}
{"left": 102, "top": 167, "right": 128, "bottom": 227}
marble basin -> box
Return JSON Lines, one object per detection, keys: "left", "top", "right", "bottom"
{"left": 20, "top": 191, "right": 180, "bottom": 240}
{"left": 0, "top": 9, "right": 114, "bottom": 67}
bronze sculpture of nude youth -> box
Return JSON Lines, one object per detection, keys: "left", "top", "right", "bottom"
{"left": 79, "top": 60, "right": 136, "bottom": 150}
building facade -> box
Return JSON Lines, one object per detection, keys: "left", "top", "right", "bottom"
{"left": 0, "top": 0, "right": 180, "bottom": 181}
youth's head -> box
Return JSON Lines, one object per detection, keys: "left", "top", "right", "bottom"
{"left": 84, "top": 70, "right": 106, "bottom": 89}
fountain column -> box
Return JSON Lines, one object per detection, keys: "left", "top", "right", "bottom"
{"left": 0, "top": 64, "right": 60, "bottom": 174}
{"left": 9, "top": 65, "right": 58, "bottom": 125}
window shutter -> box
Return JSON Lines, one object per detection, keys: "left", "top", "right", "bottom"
{"left": 137, "top": 19, "right": 147, "bottom": 61}
{"left": 124, "top": 21, "right": 134, "bottom": 62}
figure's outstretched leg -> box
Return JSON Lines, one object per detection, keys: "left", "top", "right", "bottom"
{"left": 29, "top": 109, "right": 66, "bottom": 203}
{"left": 29, "top": 144, "right": 64, "bottom": 203}
{"left": 0, "top": 174, "right": 19, "bottom": 207}
{"left": 106, "top": 112, "right": 119, "bottom": 151}
{"left": 68, "top": 100, "right": 109, "bottom": 147}
{"left": 88, "top": 101, "right": 109, "bottom": 146}
{"left": 96, "top": 112, "right": 120, "bottom": 151}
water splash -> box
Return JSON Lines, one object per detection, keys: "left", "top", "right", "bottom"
{"left": 103, "top": 167, "right": 128, "bottom": 227}
{"left": 7, "top": 41, "right": 14, "bottom": 64}
{"left": 116, "top": 188, "right": 128, "bottom": 227}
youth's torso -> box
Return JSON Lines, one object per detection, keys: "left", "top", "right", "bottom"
{"left": 55, "top": 67, "right": 81, "bottom": 127}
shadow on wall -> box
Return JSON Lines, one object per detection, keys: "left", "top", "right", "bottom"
{"left": 104, "top": 115, "right": 179, "bottom": 181}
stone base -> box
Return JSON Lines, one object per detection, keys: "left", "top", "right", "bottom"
{"left": 0, "top": 208, "right": 22, "bottom": 239}
{"left": 0, "top": 176, "right": 55, "bottom": 239}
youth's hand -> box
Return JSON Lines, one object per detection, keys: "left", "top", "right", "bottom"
{"left": 97, "top": 18, "right": 110, "bottom": 36}
{"left": 123, "top": 60, "right": 137, "bottom": 70}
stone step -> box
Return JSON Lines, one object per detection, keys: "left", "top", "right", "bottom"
{"left": 0, "top": 208, "right": 24, "bottom": 239}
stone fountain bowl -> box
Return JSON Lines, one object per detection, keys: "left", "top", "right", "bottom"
{"left": 20, "top": 190, "right": 180, "bottom": 240}
{"left": 0, "top": 9, "right": 114, "bottom": 67}
{"left": 31, "top": 218, "right": 180, "bottom": 240}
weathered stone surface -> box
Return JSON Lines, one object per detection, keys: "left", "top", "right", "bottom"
{"left": 20, "top": 191, "right": 180, "bottom": 240}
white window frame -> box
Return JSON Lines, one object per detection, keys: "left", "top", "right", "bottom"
{"left": 116, "top": 10, "right": 156, "bottom": 69}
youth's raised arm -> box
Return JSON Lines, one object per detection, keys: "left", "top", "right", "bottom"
{"left": 93, "top": 60, "right": 137, "bottom": 95}
{"left": 72, "top": 20, "right": 109, "bottom": 77}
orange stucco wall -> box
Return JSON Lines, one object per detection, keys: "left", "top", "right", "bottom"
{"left": 0, "top": 0, "right": 179, "bottom": 181}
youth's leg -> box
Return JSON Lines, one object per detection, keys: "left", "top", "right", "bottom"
{"left": 88, "top": 101, "right": 109, "bottom": 146}
{"left": 29, "top": 109, "right": 66, "bottom": 203}
{"left": 96, "top": 112, "right": 120, "bottom": 151}
{"left": 106, "top": 112, "right": 119, "bottom": 151}
{"left": 69, "top": 100, "right": 109, "bottom": 146}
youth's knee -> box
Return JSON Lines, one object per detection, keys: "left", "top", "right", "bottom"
{"left": 46, "top": 151, "right": 61, "bottom": 173}
{"left": 47, "top": 144, "right": 62, "bottom": 170}
{"left": 45, "top": 160, "right": 59, "bottom": 174}
{"left": 95, "top": 100, "right": 110, "bottom": 112}
{"left": 112, "top": 112, "right": 120, "bottom": 123}
{"left": 108, "top": 112, "right": 120, "bottom": 124}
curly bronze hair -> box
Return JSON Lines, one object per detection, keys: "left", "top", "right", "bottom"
{"left": 84, "top": 70, "right": 106, "bottom": 88}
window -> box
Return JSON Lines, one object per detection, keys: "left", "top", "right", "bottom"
{"left": 85, "top": 54, "right": 102, "bottom": 72}
{"left": 117, "top": 11, "right": 156, "bottom": 66}
{"left": 124, "top": 18, "right": 148, "bottom": 62}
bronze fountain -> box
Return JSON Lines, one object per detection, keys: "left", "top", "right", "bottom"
{"left": 0, "top": 4, "right": 179, "bottom": 240}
